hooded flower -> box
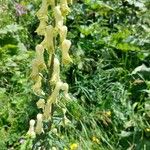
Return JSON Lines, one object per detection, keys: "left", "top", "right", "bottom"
{"left": 36, "top": 99, "right": 45, "bottom": 110}
{"left": 35, "top": 44, "right": 46, "bottom": 69}
{"left": 61, "top": 39, "right": 72, "bottom": 64}
{"left": 30, "top": 59, "right": 39, "bottom": 80}
{"left": 32, "top": 75, "right": 45, "bottom": 96}
{"left": 43, "top": 102, "right": 52, "bottom": 120}
{"left": 41, "top": 25, "right": 54, "bottom": 53}
{"left": 47, "top": 81, "right": 63, "bottom": 104}
{"left": 27, "top": 119, "right": 36, "bottom": 138}
{"left": 35, "top": 113, "right": 44, "bottom": 134}
{"left": 59, "top": 25, "right": 68, "bottom": 43}
{"left": 60, "top": 0, "right": 70, "bottom": 16}
{"left": 61, "top": 83, "right": 71, "bottom": 100}
{"left": 36, "top": 0, "right": 48, "bottom": 19}
{"left": 54, "top": 6, "right": 63, "bottom": 28}
{"left": 50, "top": 57, "right": 61, "bottom": 85}
{"left": 35, "top": 20, "right": 47, "bottom": 36}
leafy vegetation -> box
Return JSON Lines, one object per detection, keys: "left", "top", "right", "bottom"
{"left": 0, "top": 0, "right": 150, "bottom": 149}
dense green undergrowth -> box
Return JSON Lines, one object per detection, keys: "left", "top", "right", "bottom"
{"left": 0, "top": 0, "right": 150, "bottom": 149}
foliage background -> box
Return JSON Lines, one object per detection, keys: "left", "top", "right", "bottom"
{"left": 0, "top": 0, "right": 150, "bottom": 149}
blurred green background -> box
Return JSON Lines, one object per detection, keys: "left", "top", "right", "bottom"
{"left": 0, "top": 0, "right": 150, "bottom": 149}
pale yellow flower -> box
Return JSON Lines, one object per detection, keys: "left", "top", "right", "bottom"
{"left": 27, "top": 119, "right": 36, "bottom": 138}
{"left": 35, "top": 44, "right": 46, "bottom": 69}
{"left": 70, "top": 143, "right": 78, "bottom": 150}
{"left": 61, "top": 39, "right": 72, "bottom": 64}
{"left": 35, "top": 113, "right": 44, "bottom": 134}
{"left": 43, "top": 102, "right": 52, "bottom": 121}
{"left": 61, "top": 83, "right": 71, "bottom": 100}
{"left": 60, "top": 0, "right": 70, "bottom": 16}
{"left": 30, "top": 60, "right": 39, "bottom": 80}
{"left": 47, "top": 81, "right": 63, "bottom": 104}
{"left": 59, "top": 25, "right": 68, "bottom": 42}
{"left": 41, "top": 25, "right": 54, "bottom": 53}
{"left": 35, "top": 20, "right": 47, "bottom": 35}
{"left": 54, "top": 6, "right": 63, "bottom": 28}
{"left": 50, "top": 57, "right": 60, "bottom": 85}
{"left": 92, "top": 136, "right": 100, "bottom": 144}
{"left": 36, "top": 0, "right": 48, "bottom": 19}
{"left": 36, "top": 99, "right": 45, "bottom": 110}
{"left": 32, "top": 75, "right": 45, "bottom": 96}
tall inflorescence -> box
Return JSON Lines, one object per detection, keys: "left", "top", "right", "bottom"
{"left": 27, "top": 0, "right": 72, "bottom": 138}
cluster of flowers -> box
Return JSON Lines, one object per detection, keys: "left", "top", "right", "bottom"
{"left": 27, "top": 0, "right": 73, "bottom": 138}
